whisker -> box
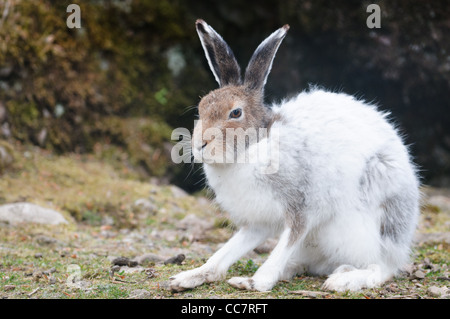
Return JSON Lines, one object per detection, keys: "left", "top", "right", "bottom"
{"left": 181, "top": 105, "right": 198, "bottom": 115}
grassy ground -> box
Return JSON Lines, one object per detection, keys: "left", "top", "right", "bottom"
{"left": 0, "top": 142, "right": 449, "bottom": 299}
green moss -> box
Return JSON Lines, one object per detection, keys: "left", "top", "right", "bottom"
{"left": 89, "top": 116, "right": 174, "bottom": 178}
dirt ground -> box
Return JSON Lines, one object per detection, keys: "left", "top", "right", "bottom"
{"left": 0, "top": 145, "right": 448, "bottom": 299}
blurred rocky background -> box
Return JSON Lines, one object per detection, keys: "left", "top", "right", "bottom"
{"left": 0, "top": 0, "right": 449, "bottom": 191}
{"left": 0, "top": 0, "right": 449, "bottom": 300}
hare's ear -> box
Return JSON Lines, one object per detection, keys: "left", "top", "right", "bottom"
{"left": 244, "top": 25, "right": 289, "bottom": 92}
{"left": 196, "top": 19, "right": 242, "bottom": 87}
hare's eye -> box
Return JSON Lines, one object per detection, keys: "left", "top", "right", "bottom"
{"left": 229, "top": 108, "right": 242, "bottom": 119}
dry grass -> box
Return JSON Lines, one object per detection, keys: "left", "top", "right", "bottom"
{"left": 0, "top": 143, "right": 448, "bottom": 299}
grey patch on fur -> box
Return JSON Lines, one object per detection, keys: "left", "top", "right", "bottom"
{"left": 359, "top": 150, "right": 419, "bottom": 244}
{"left": 256, "top": 135, "right": 311, "bottom": 245}
{"left": 380, "top": 195, "right": 417, "bottom": 243}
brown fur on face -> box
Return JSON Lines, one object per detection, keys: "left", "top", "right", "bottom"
{"left": 192, "top": 85, "right": 274, "bottom": 163}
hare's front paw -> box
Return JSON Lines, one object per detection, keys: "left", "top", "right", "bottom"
{"left": 169, "top": 267, "right": 221, "bottom": 292}
{"left": 228, "top": 276, "right": 274, "bottom": 292}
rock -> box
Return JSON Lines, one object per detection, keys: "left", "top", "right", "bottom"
{"left": 413, "top": 270, "right": 426, "bottom": 279}
{"left": 427, "top": 286, "right": 448, "bottom": 297}
{"left": 37, "top": 128, "right": 47, "bottom": 146}
{"left": 1, "top": 122, "right": 11, "bottom": 138}
{"left": 4, "top": 285, "right": 15, "bottom": 291}
{"left": 0, "top": 102, "right": 5, "bottom": 122}
{"left": 0, "top": 203, "right": 68, "bottom": 225}
{"left": 254, "top": 238, "right": 278, "bottom": 254}
{"left": 426, "top": 195, "right": 450, "bottom": 212}
{"left": 169, "top": 185, "right": 188, "bottom": 198}
{"left": 101, "top": 216, "right": 115, "bottom": 226}
{"left": 119, "top": 266, "right": 146, "bottom": 274}
{"left": 176, "top": 214, "right": 213, "bottom": 234}
{"left": 175, "top": 214, "right": 215, "bottom": 242}
{"left": 401, "top": 264, "right": 416, "bottom": 277}
{"left": 33, "top": 271, "right": 43, "bottom": 281}
{"left": 35, "top": 235, "right": 58, "bottom": 246}
{"left": 290, "top": 290, "right": 329, "bottom": 298}
{"left": 414, "top": 232, "right": 450, "bottom": 245}
{"left": 34, "top": 253, "right": 43, "bottom": 258}
{"left": 0, "top": 143, "right": 14, "bottom": 172}
{"left": 109, "top": 265, "right": 121, "bottom": 278}
{"left": 129, "top": 289, "right": 152, "bottom": 299}
{"left": 133, "top": 198, "right": 158, "bottom": 214}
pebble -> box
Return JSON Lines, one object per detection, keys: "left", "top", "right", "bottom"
{"left": 33, "top": 271, "right": 43, "bottom": 281}
{"left": 35, "top": 235, "right": 57, "bottom": 246}
{"left": 0, "top": 202, "right": 68, "bottom": 225}
{"left": 34, "top": 253, "right": 43, "bottom": 258}
{"left": 129, "top": 289, "right": 152, "bottom": 299}
{"left": 413, "top": 270, "right": 425, "bottom": 279}
{"left": 4, "top": 285, "right": 15, "bottom": 291}
{"left": 133, "top": 199, "right": 158, "bottom": 215}
{"left": 427, "top": 286, "right": 448, "bottom": 297}
{"left": 291, "top": 290, "right": 330, "bottom": 298}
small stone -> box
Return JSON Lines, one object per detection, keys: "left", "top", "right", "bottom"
{"left": 35, "top": 235, "right": 57, "bottom": 245}
{"left": 386, "top": 283, "right": 399, "bottom": 292}
{"left": 169, "top": 185, "right": 188, "bottom": 198}
{"left": 427, "top": 286, "right": 448, "bottom": 297}
{"left": 413, "top": 270, "right": 425, "bottom": 279}
{"left": 119, "top": 266, "right": 146, "bottom": 274}
{"left": 254, "top": 238, "right": 278, "bottom": 254}
{"left": 291, "top": 290, "right": 329, "bottom": 298}
{"left": 110, "top": 265, "right": 121, "bottom": 278}
{"left": 33, "top": 271, "right": 43, "bottom": 281}
{"left": 4, "top": 285, "right": 15, "bottom": 291}
{"left": 49, "top": 277, "right": 57, "bottom": 284}
{"left": 0, "top": 203, "right": 68, "bottom": 225}
{"left": 401, "top": 264, "right": 416, "bottom": 277}
{"left": 129, "top": 289, "right": 152, "bottom": 299}
{"left": 111, "top": 265, "right": 121, "bottom": 272}
{"left": 133, "top": 199, "right": 158, "bottom": 215}
{"left": 34, "top": 253, "right": 43, "bottom": 258}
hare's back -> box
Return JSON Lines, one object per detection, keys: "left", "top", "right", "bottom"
{"left": 273, "top": 89, "right": 404, "bottom": 159}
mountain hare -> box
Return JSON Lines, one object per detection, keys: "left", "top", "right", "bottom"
{"left": 169, "top": 19, "right": 420, "bottom": 292}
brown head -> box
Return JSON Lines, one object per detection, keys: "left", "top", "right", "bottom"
{"left": 192, "top": 19, "right": 289, "bottom": 164}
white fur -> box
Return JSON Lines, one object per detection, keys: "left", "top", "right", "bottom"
{"left": 170, "top": 88, "right": 419, "bottom": 292}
